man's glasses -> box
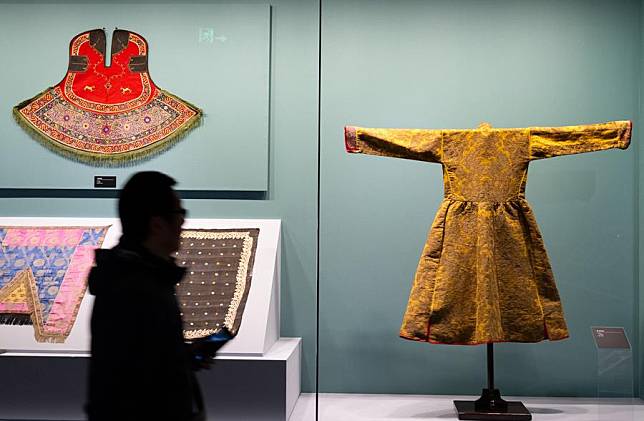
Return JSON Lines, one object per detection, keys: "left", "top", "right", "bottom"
{"left": 168, "top": 208, "right": 188, "bottom": 218}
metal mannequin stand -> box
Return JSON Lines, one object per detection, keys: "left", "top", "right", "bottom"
{"left": 454, "top": 344, "right": 532, "bottom": 420}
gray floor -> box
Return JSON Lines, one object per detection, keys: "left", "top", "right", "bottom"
{"left": 291, "top": 393, "right": 644, "bottom": 421}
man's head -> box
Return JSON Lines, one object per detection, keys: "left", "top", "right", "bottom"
{"left": 119, "top": 171, "right": 185, "bottom": 256}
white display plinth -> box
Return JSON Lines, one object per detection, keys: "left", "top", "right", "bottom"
{"left": 0, "top": 217, "right": 280, "bottom": 355}
{"left": 201, "top": 338, "right": 301, "bottom": 421}
{"left": 0, "top": 217, "right": 300, "bottom": 421}
{"left": 0, "top": 338, "right": 301, "bottom": 421}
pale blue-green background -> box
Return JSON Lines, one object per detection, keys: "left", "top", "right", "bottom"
{"left": 0, "top": 0, "right": 320, "bottom": 405}
{"left": 0, "top": 3, "right": 270, "bottom": 190}
{"left": 1, "top": 0, "right": 644, "bottom": 414}
{"left": 319, "top": 0, "right": 641, "bottom": 398}
{"left": 638, "top": 0, "right": 644, "bottom": 400}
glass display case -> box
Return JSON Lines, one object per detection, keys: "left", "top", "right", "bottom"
{"left": 317, "top": 0, "right": 643, "bottom": 420}
{"left": 0, "top": 1, "right": 643, "bottom": 420}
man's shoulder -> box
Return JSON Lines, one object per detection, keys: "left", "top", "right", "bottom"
{"left": 89, "top": 247, "right": 163, "bottom": 296}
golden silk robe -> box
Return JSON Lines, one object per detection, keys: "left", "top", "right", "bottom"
{"left": 344, "top": 120, "right": 632, "bottom": 345}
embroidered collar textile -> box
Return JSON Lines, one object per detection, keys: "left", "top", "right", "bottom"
{"left": 14, "top": 29, "right": 201, "bottom": 164}
{"left": 345, "top": 120, "right": 632, "bottom": 345}
{"left": 175, "top": 229, "right": 259, "bottom": 339}
{"left": 0, "top": 226, "right": 109, "bottom": 342}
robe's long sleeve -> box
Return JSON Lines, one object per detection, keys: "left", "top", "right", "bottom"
{"left": 345, "top": 126, "right": 443, "bottom": 163}
{"left": 529, "top": 120, "right": 631, "bottom": 160}
{"left": 344, "top": 119, "right": 633, "bottom": 344}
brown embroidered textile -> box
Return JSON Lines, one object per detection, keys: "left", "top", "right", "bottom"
{"left": 345, "top": 120, "right": 632, "bottom": 345}
{"left": 175, "top": 229, "right": 259, "bottom": 339}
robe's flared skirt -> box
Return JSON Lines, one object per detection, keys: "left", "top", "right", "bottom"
{"left": 400, "top": 198, "right": 569, "bottom": 345}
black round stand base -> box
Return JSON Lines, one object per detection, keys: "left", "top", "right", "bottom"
{"left": 454, "top": 398, "right": 532, "bottom": 420}
{"left": 475, "top": 388, "right": 508, "bottom": 411}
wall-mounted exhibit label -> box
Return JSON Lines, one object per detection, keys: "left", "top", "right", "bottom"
{"left": 591, "top": 327, "right": 630, "bottom": 349}
{"left": 94, "top": 176, "right": 116, "bottom": 188}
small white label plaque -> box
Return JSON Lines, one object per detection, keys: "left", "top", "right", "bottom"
{"left": 591, "top": 327, "right": 630, "bottom": 349}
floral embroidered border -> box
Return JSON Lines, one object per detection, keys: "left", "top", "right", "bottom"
{"left": 14, "top": 86, "right": 200, "bottom": 164}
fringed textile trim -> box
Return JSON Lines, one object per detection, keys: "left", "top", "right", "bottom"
{"left": 13, "top": 88, "right": 202, "bottom": 167}
{"left": 0, "top": 314, "right": 33, "bottom": 326}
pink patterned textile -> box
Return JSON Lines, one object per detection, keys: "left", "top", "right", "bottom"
{"left": 0, "top": 226, "right": 109, "bottom": 342}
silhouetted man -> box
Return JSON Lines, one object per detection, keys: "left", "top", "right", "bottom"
{"left": 86, "top": 171, "right": 203, "bottom": 421}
